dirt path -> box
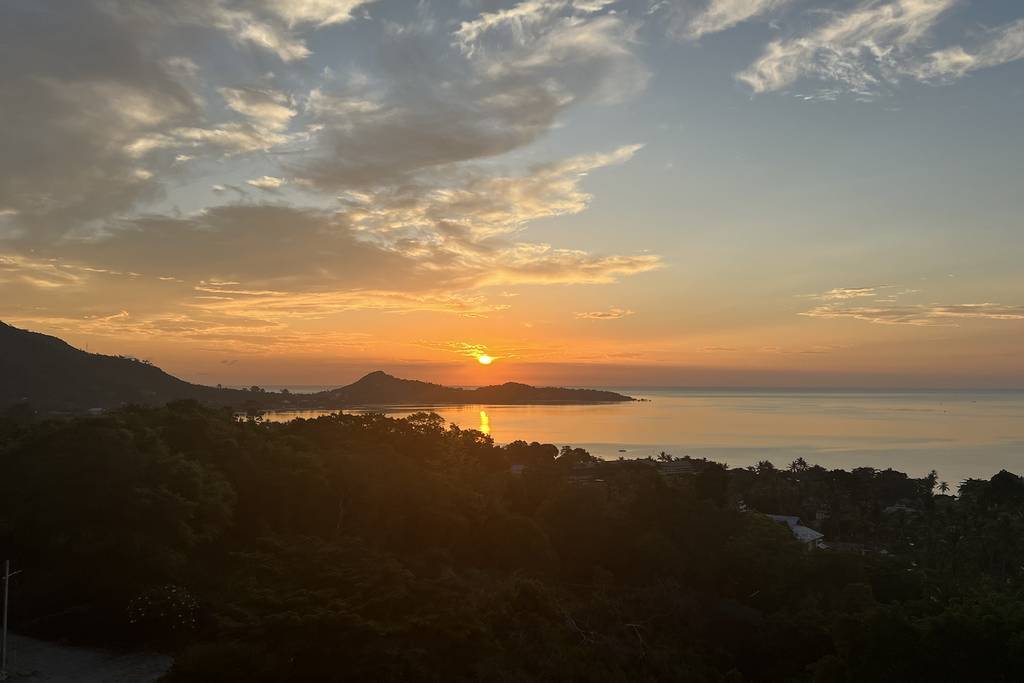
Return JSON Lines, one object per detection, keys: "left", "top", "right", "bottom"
{"left": 3, "top": 634, "right": 171, "bottom": 682}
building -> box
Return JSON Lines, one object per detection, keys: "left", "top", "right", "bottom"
{"left": 765, "top": 514, "right": 826, "bottom": 549}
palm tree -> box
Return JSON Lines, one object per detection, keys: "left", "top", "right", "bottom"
{"left": 939, "top": 481, "right": 950, "bottom": 495}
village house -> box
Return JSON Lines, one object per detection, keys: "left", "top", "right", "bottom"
{"left": 765, "top": 514, "right": 826, "bottom": 549}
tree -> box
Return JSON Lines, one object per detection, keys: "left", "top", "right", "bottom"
{"left": 0, "top": 416, "right": 234, "bottom": 609}
{"left": 696, "top": 462, "right": 729, "bottom": 507}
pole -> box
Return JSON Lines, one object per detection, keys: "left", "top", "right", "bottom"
{"left": 1, "top": 559, "right": 8, "bottom": 682}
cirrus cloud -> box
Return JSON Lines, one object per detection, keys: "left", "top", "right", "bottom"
{"left": 802, "top": 302, "right": 1024, "bottom": 326}
{"left": 670, "top": 0, "right": 796, "bottom": 40}
{"left": 911, "top": 18, "right": 1024, "bottom": 82}
{"left": 736, "top": 0, "right": 1024, "bottom": 98}
{"left": 575, "top": 307, "right": 636, "bottom": 320}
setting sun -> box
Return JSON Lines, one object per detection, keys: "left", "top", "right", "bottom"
{"left": 477, "top": 355, "right": 494, "bottom": 366}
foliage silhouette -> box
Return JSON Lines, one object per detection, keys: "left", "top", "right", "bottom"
{"left": 2, "top": 404, "right": 1024, "bottom": 681}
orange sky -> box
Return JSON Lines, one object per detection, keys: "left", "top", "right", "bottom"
{"left": 1, "top": 0, "right": 1023, "bottom": 388}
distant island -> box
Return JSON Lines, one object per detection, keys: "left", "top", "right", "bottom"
{"left": 0, "top": 322, "right": 633, "bottom": 413}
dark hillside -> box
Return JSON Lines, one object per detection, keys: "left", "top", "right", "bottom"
{"left": 0, "top": 323, "right": 632, "bottom": 413}
{"left": 0, "top": 322, "right": 250, "bottom": 412}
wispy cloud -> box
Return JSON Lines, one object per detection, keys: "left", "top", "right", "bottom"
{"left": 418, "top": 341, "right": 506, "bottom": 361}
{"left": 802, "top": 302, "right": 1024, "bottom": 326}
{"left": 0, "top": 198, "right": 659, "bottom": 352}
{"left": 478, "top": 247, "right": 661, "bottom": 286}
{"left": 268, "top": 0, "right": 375, "bottom": 29}
{"left": 454, "top": 0, "right": 615, "bottom": 57}
{"left": 801, "top": 285, "right": 1024, "bottom": 326}
{"left": 911, "top": 18, "right": 1024, "bottom": 82}
{"left": 674, "top": 0, "right": 796, "bottom": 40}
{"left": 575, "top": 307, "right": 635, "bottom": 320}
{"left": 7, "top": 308, "right": 375, "bottom": 356}
{"left": 338, "top": 145, "right": 644, "bottom": 240}
{"left": 189, "top": 284, "right": 511, "bottom": 320}
{"left": 737, "top": 0, "right": 957, "bottom": 96}
{"left": 219, "top": 87, "right": 297, "bottom": 131}
{"left": 815, "top": 286, "right": 885, "bottom": 300}
{"left": 116, "top": 1, "right": 376, "bottom": 63}
{"left": 246, "top": 176, "right": 288, "bottom": 190}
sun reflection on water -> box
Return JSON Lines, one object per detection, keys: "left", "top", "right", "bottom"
{"left": 479, "top": 410, "right": 490, "bottom": 435}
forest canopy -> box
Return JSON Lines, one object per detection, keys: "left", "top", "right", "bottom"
{"left": 2, "top": 403, "right": 1024, "bottom": 682}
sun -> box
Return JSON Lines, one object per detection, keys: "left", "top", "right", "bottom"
{"left": 477, "top": 354, "right": 494, "bottom": 366}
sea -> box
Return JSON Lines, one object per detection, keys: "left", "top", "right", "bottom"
{"left": 258, "top": 388, "right": 1024, "bottom": 485}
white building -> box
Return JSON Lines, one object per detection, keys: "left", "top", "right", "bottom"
{"left": 765, "top": 514, "right": 825, "bottom": 549}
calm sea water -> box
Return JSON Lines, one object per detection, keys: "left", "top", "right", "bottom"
{"left": 262, "top": 389, "right": 1024, "bottom": 484}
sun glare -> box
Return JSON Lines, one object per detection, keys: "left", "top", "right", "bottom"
{"left": 477, "top": 354, "right": 494, "bottom": 365}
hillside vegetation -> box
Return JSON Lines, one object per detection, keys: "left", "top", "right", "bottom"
{"left": 2, "top": 405, "right": 1024, "bottom": 681}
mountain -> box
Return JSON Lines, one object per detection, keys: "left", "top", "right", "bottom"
{"left": 0, "top": 322, "right": 633, "bottom": 413}
{"left": 0, "top": 321, "right": 251, "bottom": 412}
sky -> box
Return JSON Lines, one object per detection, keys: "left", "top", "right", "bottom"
{"left": 1, "top": 0, "right": 1022, "bottom": 388}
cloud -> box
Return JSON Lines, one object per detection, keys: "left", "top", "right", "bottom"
{"left": 800, "top": 286, "right": 1024, "bottom": 326}
{"left": 339, "top": 144, "right": 644, "bottom": 240}
{"left": 99, "top": 2, "right": 305, "bottom": 62}
{"left": 415, "top": 339, "right": 567, "bottom": 362}
{"left": 575, "top": 307, "right": 635, "bottom": 320}
{"left": 126, "top": 82, "right": 305, "bottom": 160}
{"left": 296, "top": 1, "right": 646, "bottom": 190}
{"left": 816, "top": 286, "right": 885, "bottom": 300}
{"left": 219, "top": 87, "right": 297, "bottom": 131}
{"left": 135, "top": 124, "right": 300, "bottom": 157}
{"left": 6, "top": 306, "right": 375, "bottom": 356}
{"left": 911, "top": 18, "right": 1024, "bottom": 81}
{"left": 189, "top": 284, "right": 510, "bottom": 321}
{"left": 263, "top": 0, "right": 374, "bottom": 28}
{"left": 0, "top": 0, "right": 652, "bottom": 248}
{"left": 0, "top": 1, "right": 662, "bottom": 357}
{"left": 112, "top": 0, "right": 373, "bottom": 63}
{"left": 0, "top": 253, "right": 86, "bottom": 289}
{"left": 737, "top": 0, "right": 957, "bottom": 96}
{"left": 0, "top": 2, "right": 338, "bottom": 237}
{"left": 671, "top": 0, "right": 796, "bottom": 40}
{"left": 0, "top": 201, "right": 660, "bottom": 349}
{"left": 453, "top": 0, "right": 614, "bottom": 56}
{"left": 417, "top": 340, "right": 500, "bottom": 361}
{"left": 477, "top": 246, "right": 661, "bottom": 286}
{"left": 246, "top": 176, "right": 288, "bottom": 190}
{"left": 801, "top": 302, "right": 1024, "bottom": 326}
{"left": 0, "top": 1, "right": 204, "bottom": 237}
